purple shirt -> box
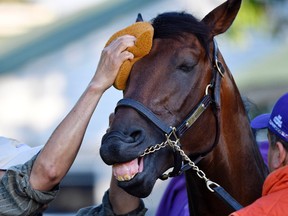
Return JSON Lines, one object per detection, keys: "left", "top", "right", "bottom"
{"left": 156, "top": 174, "right": 189, "bottom": 216}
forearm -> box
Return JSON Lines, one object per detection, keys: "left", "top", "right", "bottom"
{"left": 30, "top": 35, "right": 136, "bottom": 191}
{"left": 30, "top": 84, "right": 104, "bottom": 191}
{"left": 109, "top": 175, "right": 141, "bottom": 214}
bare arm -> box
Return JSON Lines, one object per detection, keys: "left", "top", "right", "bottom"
{"left": 30, "top": 35, "right": 136, "bottom": 191}
{"left": 109, "top": 175, "right": 141, "bottom": 214}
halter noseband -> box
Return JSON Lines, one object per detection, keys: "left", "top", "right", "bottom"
{"left": 115, "top": 39, "right": 225, "bottom": 179}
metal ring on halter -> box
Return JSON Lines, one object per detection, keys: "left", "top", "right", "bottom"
{"left": 205, "top": 84, "right": 212, "bottom": 95}
{"left": 170, "top": 126, "right": 179, "bottom": 141}
{"left": 215, "top": 58, "right": 225, "bottom": 77}
{"left": 206, "top": 180, "right": 220, "bottom": 192}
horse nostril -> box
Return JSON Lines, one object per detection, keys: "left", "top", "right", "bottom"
{"left": 130, "top": 130, "right": 143, "bottom": 141}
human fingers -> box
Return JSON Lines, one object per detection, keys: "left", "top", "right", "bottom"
{"left": 108, "top": 35, "right": 136, "bottom": 53}
{"left": 91, "top": 35, "right": 136, "bottom": 92}
{"left": 100, "top": 35, "right": 135, "bottom": 72}
{"left": 119, "top": 50, "right": 134, "bottom": 62}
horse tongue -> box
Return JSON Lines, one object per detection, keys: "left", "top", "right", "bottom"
{"left": 113, "top": 158, "right": 139, "bottom": 181}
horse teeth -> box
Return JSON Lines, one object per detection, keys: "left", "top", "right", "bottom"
{"left": 116, "top": 173, "right": 136, "bottom": 182}
{"left": 124, "top": 174, "right": 131, "bottom": 181}
{"left": 117, "top": 176, "right": 124, "bottom": 181}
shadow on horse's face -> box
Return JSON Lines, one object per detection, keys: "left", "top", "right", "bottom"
{"left": 101, "top": 0, "right": 243, "bottom": 198}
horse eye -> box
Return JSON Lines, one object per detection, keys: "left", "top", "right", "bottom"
{"left": 177, "top": 64, "right": 195, "bottom": 73}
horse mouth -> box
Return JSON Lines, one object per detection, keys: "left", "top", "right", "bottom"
{"left": 113, "top": 157, "right": 144, "bottom": 181}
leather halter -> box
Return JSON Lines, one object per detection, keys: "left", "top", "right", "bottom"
{"left": 115, "top": 39, "right": 243, "bottom": 212}
{"left": 115, "top": 39, "right": 224, "bottom": 179}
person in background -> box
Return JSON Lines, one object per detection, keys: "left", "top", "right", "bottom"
{"left": 0, "top": 138, "right": 46, "bottom": 215}
{"left": 230, "top": 92, "right": 288, "bottom": 216}
{"left": 0, "top": 35, "right": 146, "bottom": 216}
{"left": 258, "top": 140, "right": 269, "bottom": 166}
{"left": 155, "top": 173, "right": 189, "bottom": 216}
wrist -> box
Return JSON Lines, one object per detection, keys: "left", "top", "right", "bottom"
{"left": 87, "top": 81, "right": 107, "bottom": 95}
{"left": 109, "top": 190, "right": 141, "bottom": 215}
{"left": 109, "top": 176, "right": 141, "bottom": 214}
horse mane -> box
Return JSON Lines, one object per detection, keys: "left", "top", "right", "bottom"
{"left": 241, "top": 95, "right": 260, "bottom": 122}
{"left": 151, "top": 11, "right": 210, "bottom": 55}
{"left": 241, "top": 95, "right": 263, "bottom": 139}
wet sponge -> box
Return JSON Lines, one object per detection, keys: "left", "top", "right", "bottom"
{"left": 105, "top": 22, "right": 154, "bottom": 90}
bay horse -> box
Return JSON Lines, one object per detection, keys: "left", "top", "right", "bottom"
{"left": 100, "top": 0, "right": 268, "bottom": 215}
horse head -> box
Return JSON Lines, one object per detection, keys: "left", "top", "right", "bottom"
{"left": 100, "top": 1, "right": 267, "bottom": 214}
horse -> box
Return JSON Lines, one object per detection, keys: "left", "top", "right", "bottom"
{"left": 100, "top": 0, "right": 268, "bottom": 215}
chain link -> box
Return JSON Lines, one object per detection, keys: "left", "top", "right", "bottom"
{"left": 140, "top": 127, "right": 210, "bottom": 183}
{"left": 140, "top": 142, "right": 168, "bottom": 157}
{"left": 167, "top": 139, "right": 209, "bottom": 182}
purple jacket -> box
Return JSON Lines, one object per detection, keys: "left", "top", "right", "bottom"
{"left": 156, "top": 174, "right": 189, "bottom": 216}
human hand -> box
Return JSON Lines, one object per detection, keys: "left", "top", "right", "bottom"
{"left": 91, "top": 35, "right": 136, "bottom": 92}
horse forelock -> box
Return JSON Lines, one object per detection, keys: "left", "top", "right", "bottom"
{"left": 151, "top": 11, "right": 210, "bottom": 56}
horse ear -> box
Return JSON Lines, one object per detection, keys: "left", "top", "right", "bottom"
{"left": 136, "top": 13, "right": 144, "bottom": 22}
{"left": 201, "top": 0, "right": 242, "bottom": 37}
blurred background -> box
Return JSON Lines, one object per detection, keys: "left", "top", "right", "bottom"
{"left": 0, "top": 0, "right": 287, "bottom": 215}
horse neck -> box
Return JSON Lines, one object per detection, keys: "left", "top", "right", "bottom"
{"left": 219, "top": 71, "right": 265, "bottom": 171}
{"left": 221, "top": 76, "right": 267, "bottom": 174}
{"left": 184, "top": 69, "right": 268, "bottom": 216}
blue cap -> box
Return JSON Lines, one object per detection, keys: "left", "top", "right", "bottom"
{"left": 251, "top": 93, "right": 288, "bottom": 142}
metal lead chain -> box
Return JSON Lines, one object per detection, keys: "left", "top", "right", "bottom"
{"left": 139, "top": 127, "right": 219, "bottom": 192}
{"left": 167, "top": 127, "right": 219, "bottom": 192}
{"left": 140, "top": 142, "right": 168, "bottom": 157}
{"left": 168, "top": 138, "right": 219, "bottom": 192}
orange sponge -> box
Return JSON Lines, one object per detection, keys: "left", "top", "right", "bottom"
{"left": 105, "top": 22, "right": 154, "bottom": 90}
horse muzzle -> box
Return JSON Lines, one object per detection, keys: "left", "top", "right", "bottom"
{"left": 100, "top": 130, "right": 147, "bottom": 165}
